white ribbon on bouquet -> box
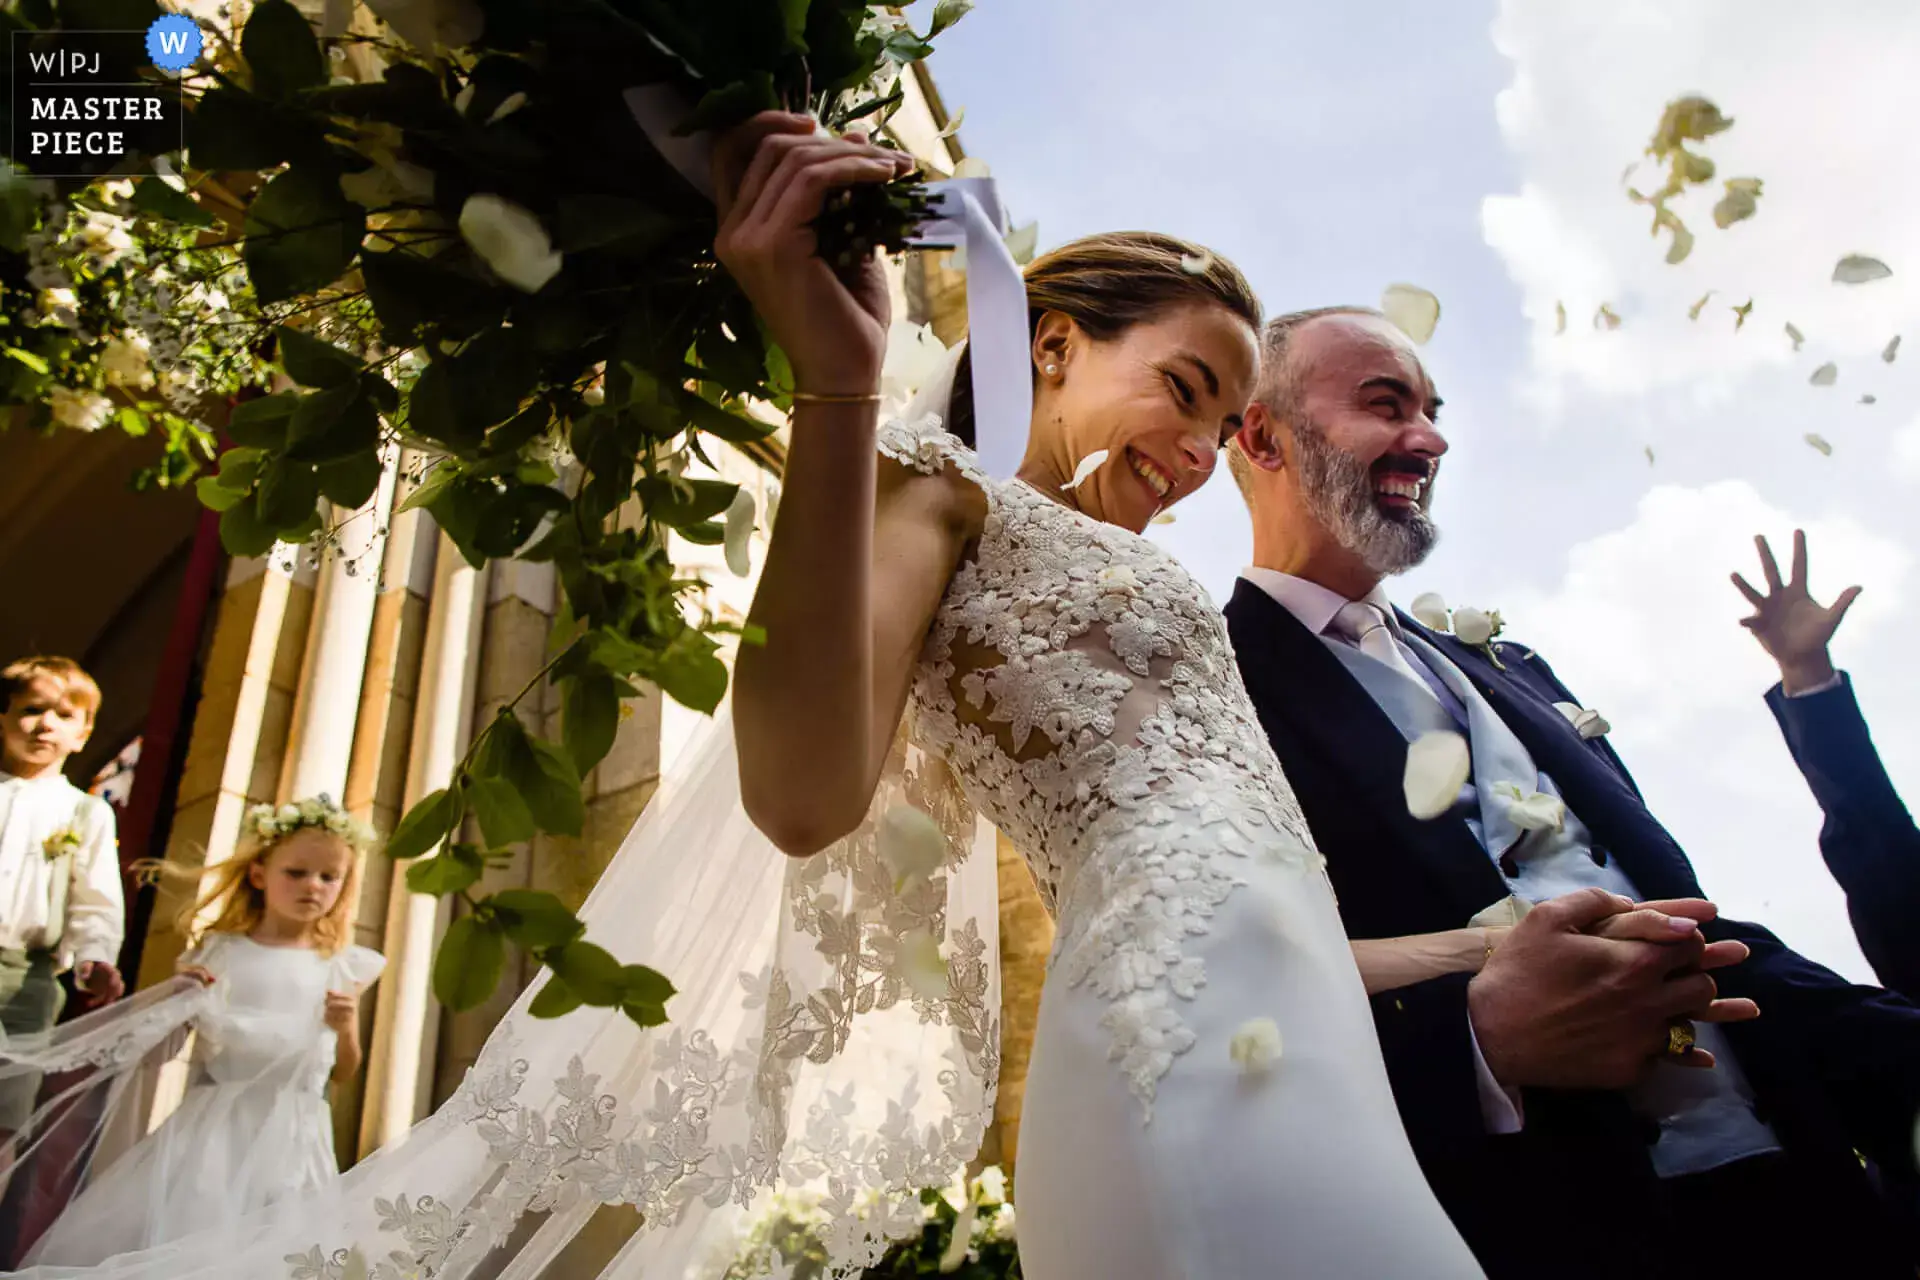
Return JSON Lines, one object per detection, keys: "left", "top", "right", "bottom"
{"left": 624, "top": 84, "right": 1033, "bottom": 481}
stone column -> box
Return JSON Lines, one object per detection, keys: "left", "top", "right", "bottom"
{"left": 357, "top": 532, "right": 487, "bottom": 1157}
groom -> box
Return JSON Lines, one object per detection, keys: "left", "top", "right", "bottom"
{"left": 1222, "top": 306, "right": 1920, "bottom": 1279}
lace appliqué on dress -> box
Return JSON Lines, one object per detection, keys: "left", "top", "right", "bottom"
{"left": 879, "top": 414, "right": 1321, "bottom": 1116}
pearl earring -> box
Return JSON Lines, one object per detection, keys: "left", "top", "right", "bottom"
{"left": 1044, "top": 363, "right": 1059, "bottom": 377}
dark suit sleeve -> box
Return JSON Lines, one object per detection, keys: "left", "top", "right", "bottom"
{"left": 1370, "top": 973, "right": 1488, "bottom": 1152}
{"left": 1766, "top": 675, "right": 1920, "bottom": 1001}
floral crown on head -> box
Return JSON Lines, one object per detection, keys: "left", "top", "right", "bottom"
{"left": 243, "top": 793, "right": 377, "bottom": 853}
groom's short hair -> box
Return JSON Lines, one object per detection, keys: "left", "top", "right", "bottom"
{"left": 1226, "top": 305, "right": 1384, "bottom": 504}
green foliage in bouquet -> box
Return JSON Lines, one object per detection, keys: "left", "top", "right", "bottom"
{"left": 0, "top": 0, "right": 969, "bottom": 1026}
{"left": 726, "top": 1168, "right": 1020, "bottom": 1280}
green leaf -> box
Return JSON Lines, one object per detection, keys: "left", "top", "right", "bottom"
{"left": 656, "top": 632, "right": 728, "bottom": 714}
{"left": 554, "top": 196, "right": 677, "bottom": 255}
{"left": 405, "top": 843, "right": 484, "bottom": 896}
{"left": 384, "top": 787, "right": 455, "bottom": 861}
{"left": 434, "top": 915, "right": 505, "bottom": 1012}
{"left": 243, "top": 165, "right": 366, "bottom": 304}
{"left": 277, "top": 326, "right": 363, "bottom": 389}
{"left": 678, "top": 389, "right": 775, "bottom": 444}
{"left": 243, "top": 0, "right": 326, "bottom": 99}
{"left": 491, "top": 889, "right": 585, "bottom": 950}
{"left": 195, "top": 475, "right": 249, "bottom": 512}
{"left": 622, "top": 998, "right": 670, "bottom": 1029}
{"left": 2, "top": 347, "right": 48, "bottom": 375}
{"left": 677, "top": 519, "right": 724, "bottom": 546}
{"left": 128, "top": 174, "right": 216, "bottom": 228}
{"left": 928, "top": 0, "right": 974, "bottom": 38}
{"left": 522, "top": 736, "right": 587, "bottom": 837}
{"left": 561, "top": 671, "right": 620, "bottom": 774}
{"left": 675, "top": 74, "right": 778, "bottom": 136}
{"left": 547, "top": 940, "right": 622, "bottom": 1006}
{"left": 57, "top": 0, "right": 160, "bottom": 29}
{"left": 397, "top": 460, "right": 456, "bottom": 514}
{"left": 527, "top": 977, "right": 583, "bottom": 1019}
{"left": 226, "top": 391, "right": 301, "bottom": 449}
{"left": 779, "top": 0, "right": 812, "bottom": 49}
{"left": 621, "top": 963, "right": 676, "bottom": 1007}
{"left": 218, "top": 499, "right": 279, "bottom": 557}
{"left": 467, "top": 774, "right": 536, "bottom": 848}
{"left": 360, "top": 250, "right": 505, "bottom": 344}
{"left": 187, "top": 87, "right": 315, "bottom": 171}
{"left": 316, "top": 449, "right": 382, "bottom": 508}
{"left": 257, "top": 457, "right": 321, "bottom": 529}
{"left": 633, "top": 475, "right": 739, "bottom": 528}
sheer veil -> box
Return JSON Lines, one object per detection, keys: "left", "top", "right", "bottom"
{"left": 1, "top": 374, "right": 1003, "bottom": 1280}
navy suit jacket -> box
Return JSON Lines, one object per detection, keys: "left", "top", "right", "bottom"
{"left": 1225, "top": 580, "right": 1920, "bottom": 1277}
{"left": 1768, "top": 675, "right": 1920, "bottom": 1002}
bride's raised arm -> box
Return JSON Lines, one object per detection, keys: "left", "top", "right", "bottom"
{"left": 714, "top": 113, "right": 980, "bottom": 857}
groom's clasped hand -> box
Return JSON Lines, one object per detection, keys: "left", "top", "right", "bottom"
{"left": 1471, "top": 888, "right": 1759, "bottom": 1092}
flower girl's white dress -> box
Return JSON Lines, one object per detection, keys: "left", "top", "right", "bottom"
{"left": 25, "top": 935, "right": 383, "bottom": 1267}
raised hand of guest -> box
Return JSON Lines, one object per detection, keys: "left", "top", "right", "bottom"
{"left": 1468, "top": 888, "right": 1760, "bottom": 1091}
{"left": 1732, "top": 530, "right": 1861, "bottom": 695}
{"left": 74, "top": 960, "right": 124, "bottom": 1008}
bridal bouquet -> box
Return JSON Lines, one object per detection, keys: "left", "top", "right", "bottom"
{"left": 0, "top": 0, "right": 967, "bottom": 1024}
{"left": 726, "top": 1167, "right": 1021, "bottom": 1279}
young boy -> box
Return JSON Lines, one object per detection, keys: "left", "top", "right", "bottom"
{"left": 0, "top": 656, "right": 125, "bottom": 1142}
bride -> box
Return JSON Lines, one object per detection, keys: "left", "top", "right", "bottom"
{"left": 0, "top": 117, "right": 1500, "bottom": 1279}
{"left": 714, "top": 113, "right": 1488, "bottom": 1279}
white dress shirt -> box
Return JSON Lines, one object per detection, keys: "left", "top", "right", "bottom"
{"left": 0, "top": 769, "right": 124, "bottom": 969}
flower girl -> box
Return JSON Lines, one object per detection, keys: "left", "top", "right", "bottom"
{"left": 11, "top": 795, "right": 385, "bottom": 1268}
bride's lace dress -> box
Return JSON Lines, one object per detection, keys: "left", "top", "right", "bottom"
{"left": 7, "top": 418, "right": 1481, "bottom": 1280}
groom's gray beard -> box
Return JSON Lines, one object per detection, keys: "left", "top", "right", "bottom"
{"left": 1290, "top": 414, "right": 1438, "bottom": 576}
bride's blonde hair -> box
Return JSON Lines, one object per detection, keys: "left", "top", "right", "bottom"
{"left": 944, "top": 230, "right": 1263, "bottom": 446}
{"left": 134, "top": 797, "right": 374, "bottom": 955}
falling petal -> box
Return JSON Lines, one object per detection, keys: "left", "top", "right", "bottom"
{"left": 1409, "top": 592, "right": 1451, "bottom": 632}
{"left": 1062, "top": 449, "right": 1109, "bottom": 490}
{"left": 1860, "top": 394, "right": 1877, "bottom": 406}
{"left": 1003, "top": 221, "right": 1039, "bottom": 266}
{"left": 1731, "top": 299, "right": 1753, "bottom": 331}
{"left": 877, "top": 802, "right": 947, "bottom": 887}
{"left": 1883, "top": 335, "right": 1901, "bottom": 364}
{"left": 1712, "top": 177, "right": 1763, "bottom": 229}
{"left": 722, "top": 487, "right": 755, "bottom": 578}
{"left": 453, "top": 82, "right": 476, "bottom": 115}
{"left": 487, "top": 91, "right": 529, "bottom": 123}
{"left": 1644, "top": 445, "right": 1656, "bottom": 466}
{"left": 1809, "top": 362, "right": 1838, "bottom": 387}
{"left": 1494, "top": 782, "right": 1567, "bottom": 833}
{"left": 1451, "top": 607, "right": 1495, "bottom": 646}
{"left": 1150, "top": 511, "right": 1176, "bottom": 525}
{"left": 1619, "top": 161, "right": 1639, "bottom": 186}
{"left": 1687, "top": 290, "right": 1715, "bottom": 321}
{"left": 1833, "top": 254, "right": 1893, "bottom": 284}
{"left": 1229, "top": 1017, "right": 1284, "bottom": 1075}
{"left": 952, "top": 157, "right": 991, "bottom": 180}
{"left": 936, "top": 107, "right": 966, "bottom": 140}
{"left": 1553, "top": 701, "right": 1611, "bottom": 740}
{"left": 895, "top": 929, "right": 950, "bottom": 1000}
{"left": 1649, "top": 96, "right": 1734, "bottom": 152}
{"left": 1380, "top": 284, "right": 1442, "bottom": 345}
{"left": 1179, "top": 250, "right": 1214, "bottom": 275}
{"left": 1554, "top": 301, "right": 1567, "bottom": 334}
{"left": 1653, "top": 208, "right": 1694, "bottom": 264}
{"left": 1594, "top": 304, "right": 1622, "bottom": 331}
{"left": 1404, "top": 730, "right": 1470, "bottom": 821}
{"left": 1784, "top": 323, "right": 1805, "bottom": 352}
{"left": 1804, "top": 433, "right": 1833, "bottom": 456}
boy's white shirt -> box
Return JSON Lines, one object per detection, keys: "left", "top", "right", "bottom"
{"left": 0, "top": 769, "right": 123, "bottom": 969}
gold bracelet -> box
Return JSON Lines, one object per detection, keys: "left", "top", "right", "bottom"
{"left": 791, "top": 390, "right": 882, "bottom": 406}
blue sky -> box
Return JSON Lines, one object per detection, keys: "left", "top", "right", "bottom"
{"left": 915, "top": 0, "right": 1920, "bottom": 979}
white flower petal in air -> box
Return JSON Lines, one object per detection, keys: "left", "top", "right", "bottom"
{"left": 1809, "top": 362, "right": 1838, "bottom": 387}
{"left": 1883, "top": 335, "right": 1901, "bottom": 364}
{"left": 49, "top": 386, "right": 113, "bottom": 432}
{"left": 880, "top": 319, "right": 949, "bottom": 409}
{"left": 1731, "top": 299, "right": 1753, "bottom": 331}
{"left": 1062, "top": 449, "right": 1109, "bottom": 490}
{"left": 1644, "top": 445, "right": 1657, "bottom": 466}
{"left": 1003, "top": 221, "right": 1039, "bottom": 266}
{"left": 936, "top": 107, "right": 966, "bottom": 141}
{"left": 877, "top": 802, "right": 947, "bottom": 886}
{"left": 1784, "top": 323, "right": 1805, "bottom": 352}
{"left": 1553, "top": 701, "right": 1610, "bottom": 740}
{"left": 487, "top": 91, "right": 528, "bottom": 124}
{"left": 1805, "top": 433, "right": 1833, "bottom": 457}
{"left": 1469, "top": 895, "right": 1534, "bottom": 930}
{"left": 1229, "top": 1017, "right": 1283, "bottom": 1075}
{"left": 952, "top": 157, "right": 990, "bottom": 180}
{"left": 895, "top": 928, "right": 950, "bottom": 1001}
{"left": 940, "top": 1197, "right": 978, "bottom": 1272}
{"left": 459, "top": 194, "right": 562, "bottom": 293}
{"left": 1833, "top": 255, "right": 1893, "bottom": 285}
{"left": 1404, "top": 730, "right": 1470, "bottom": 821}
{"left": 1688, "top": 291, "right": 1715, "bottom": 321}
{"left": 1150, "top": 510, "right": 1176, "bottom": 525}
{"left": 1494, "top": 782, "right": 1567, "bottom": 833}
{"left": 1380, "top": 284, "right": 1441, "bottom": 345}
{"left": 1451, "top": 607, "right": 1495, "bottom": 646}
{"left": 1860, "top": 394, "right": 1877, "bottom": 406}
{"left": 1554, "top": 301, "right": 1567, "bottom": 335}
{"left": 1409, "top": 592, "right": 1451, "bottom": 632}
{"left": 1594, "top": 304, "right": 1622, "bottom": 331}
{"left": 1179, "top": 250, "right": 1214, "bottom": 275}
{"left": 722, "top": 487, "right": 755, "bottom": 578}
{"left": 453, "top": 82, "right": 476, "bottom": 115}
